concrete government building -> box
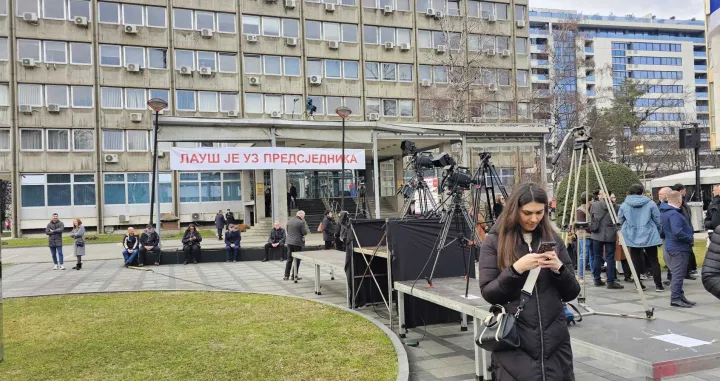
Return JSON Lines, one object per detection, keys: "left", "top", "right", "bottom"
{"left": 0, "top": 0, "right": 546, "bottom": 236}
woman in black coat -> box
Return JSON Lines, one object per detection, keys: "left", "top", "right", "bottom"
{"left": 479, "top": 183, "right": 581, "bottom": 381}
{"left": 182, "top": 224, "right": 203, "bottom": 265}
{"left": 703, "top": 227, "right": 720, "bottom": 300}
{"left": 321, "top": 210, "right": 337, "bottom": 250}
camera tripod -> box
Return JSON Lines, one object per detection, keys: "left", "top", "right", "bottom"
{"left": 471, "top": 152, "right": 510, "bottom": 229}
{"left": 556, "top": 126, "right": 654, "bottom": 320}
{"left": 398, "top": 168, "right": 439, "bottom": 218}
{"left": 355, "top": 184, "right": 370, "bottom": 219}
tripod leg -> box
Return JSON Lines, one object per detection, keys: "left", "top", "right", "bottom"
{"left": 427, "top": 206, "right": 456, "bottom": 287}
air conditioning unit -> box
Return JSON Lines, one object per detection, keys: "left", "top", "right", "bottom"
{"left": 179, "top": 66, "right": 193, "bottom": 75}
{"left": 157, "top": 151, "right": 165, "bottom": 158}
{"left": 368, "top": 113, "right": 380, "bottom": 121}
{"left": 285, "top": 0, "right": 296, "bottom": 8}
{"left": 74, "top": 16, "right": 88, "bottom": 27}
{"left": 201, "top": 29, "right": 213, "bottom": 38}
{"left": 105, "top": 154, "right": 119, "bottom": 163}
{"left": 19, "top": 105, "right": 33, "bottom": 114}
{"left": 248, "top": 76, "right": 260, "bottom": 86}
{"left": 21, "top": 58, "right": 36, "bottom": 67}
{"left": 436, "top": 45, "right": 446, "bottom": 54}
{"left": 328, "top": 40, "right": 339, "bottom": 49}
{"left": 246, "top": 34, "right": 259, "bottom": 43}
{"left": 383, "top": 5, "right": 394, "bottom": 14}
{"left": 227, "top": 110, "right": 239, "bottom": 117}
{"left": 124, "top": 25, "right": 138, "bottom": 34}
{"left": 309, "top": 75, "right": 322, "bottom": 85}
{"left": 270, "top": 111, "right": 282, "bottom": 118}
{"left": 126, "top": 63, "right": 140, "bottom": 72}
{"left": 425, "top": 8, "right": 436, "bottom": 17}
{"left": 118, "top": 214, "right": 130, "bottom": 222}
{"left": 47, "top": 104, "right": 60, "bottom": 113}
{"left": 130, "top": 113, "right": 143, "bottom": 122}
{"left": 286, "top": 37, "right": 298, "bottom": 46}
{"left": 434, "top": 10, "right": 444, "bottom": 19}
{"left": 516, "top": 20, "right": 526, "bottom": 28}
{"left": 486, "top": 49, "right": 496, "bottom": 56}
{"left": 384, "top": 42, "right": 394, "bottom": 50}
{"left": 325, "top": 3, "right": 336, "bottom": 12}
{"left": 421, "top": 79, "right": 432, "bottom": 87}
{"left": 471, "top": 117, "right": 483, "bottom": 123}
{"left": 501, "top": 49, "right": 511, "bottom": 57}
{"left": 488, "top": 14, "right": 497, "bottom": 22}
{"left": 489, "top": 84, "right": 498, "bottom": 92}
{"left": 400, "top": 43, "right": 410, "bottom": 51}
{"left": 23, "top": 12, "right": 39, "bottom": 24}
{"left": 191, "top": 213, "right": 201, "bottom": 221}
{"left": 199, "top": 67, "right": 213, "bottom": 76}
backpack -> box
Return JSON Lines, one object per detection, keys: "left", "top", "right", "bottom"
{"left": 564, "top": 303, "right": 582, "bottom": 325}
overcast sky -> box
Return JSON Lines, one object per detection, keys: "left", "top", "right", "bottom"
{"left": 532, "top": 0, "right": 705, "bottom": 20}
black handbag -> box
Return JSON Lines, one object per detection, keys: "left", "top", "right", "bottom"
{"left": 475, "top": 267, "right": 540, "bottom": 352}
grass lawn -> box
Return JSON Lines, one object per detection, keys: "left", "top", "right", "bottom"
{"left": 656, "top": 240, "right": 707, "bottom": 269}
{"left": 1, "top": 229, "right": 217, "bottom": 249}
{"left": 0, "top": 292, "right": 398, "bottom": 381}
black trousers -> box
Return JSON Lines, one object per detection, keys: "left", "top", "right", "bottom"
{"left": 324, "top": 240, "right": 333, "bottom": 250}
{"left": 284, "top": 244, "right": 302, "bottom": 277}
{"left": 183, "top": 245, "right": 200, "bottom": 262}
{"left": 264, "top": 243, "right": 286, "bottom": 260}
{"left": 139, "top": 246, "right": 161, "bottom": 265}
{"left": 217, "top": 228, "right": 223, "bottom": 239}
{"left": 630, "top": 246, "right": 661, "bottom": 287}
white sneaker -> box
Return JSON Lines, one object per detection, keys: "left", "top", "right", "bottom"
{"left": 53, "top": 265, "right": 58, "bottom": 270}
{"left": 59, "top": 265, "right": 65, "bottom": 270}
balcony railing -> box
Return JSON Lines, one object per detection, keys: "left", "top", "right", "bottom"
{"left": 586, "top": 75, "right": 595, "bottom": 82}
{"left": 697, "top": 106, "right": 709, "bottom": 112}
{"left": 531, "top": 59, "right": 549, "bottom": 66}
{"left": 586, "top": 89, "right": 596, "bottom": 97}
{"left": 584, "top": 46, "right": 594, "bottom": 53}
{"left": 697, "top": 92, "right": 709, "bottom": 99}
{"left": 581, "top": 32, "right": 704, "bottom": 43}
{"left": 532, "top": 74, "right": 549, "bottom": 81}
{"left": 695, "top": 51, "right": 707, "bottom": 57}
{"left": 695, "top": 65, "right": 708, "bottom": 71}
{"left": 529, "top": 11, "right": 704, "bottom": 26}
{"left": 696, "top": 78, "right": 708, "bottom": 85}
{"left": 530, "top": 28, "right": 549, "bottom": 35}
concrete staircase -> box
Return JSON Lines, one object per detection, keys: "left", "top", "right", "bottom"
{"left": 367, "top": 197, "right": 397, "bottom": 219}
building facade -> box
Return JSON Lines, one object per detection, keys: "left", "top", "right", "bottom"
{"left": 0, "top": 0, "right": 533, "bottom": 235}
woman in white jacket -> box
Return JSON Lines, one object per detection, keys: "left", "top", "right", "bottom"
{"left": 69, "top": 218, "right": 86, "bottom": 270}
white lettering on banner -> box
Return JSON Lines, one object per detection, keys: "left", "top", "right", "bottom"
{"left": 170, "top": 147, "right": 366, "bottom": 170}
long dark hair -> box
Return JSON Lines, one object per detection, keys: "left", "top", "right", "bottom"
{"left": 495, "top": 183, "right": 553, "bottom": 270}
{"left": 186, "top": 224, "right": 197, "bottom": 234}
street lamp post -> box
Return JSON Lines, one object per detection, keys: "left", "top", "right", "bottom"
{"left": 147, "top": 98, "right": 168, "bottom": 237}
{"left": 335, "top": 106, "right": 352, "bottom": 213}
{"left": 634, "top": 144, "right": 645, "bottom": 185}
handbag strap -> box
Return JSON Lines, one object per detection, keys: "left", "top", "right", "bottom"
{"left": 515, "top": 267, "right": 540, "bottom": 317}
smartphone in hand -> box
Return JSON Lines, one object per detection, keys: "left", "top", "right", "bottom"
{"left": 538, "top": 241, "right": 557, "bottom": 254}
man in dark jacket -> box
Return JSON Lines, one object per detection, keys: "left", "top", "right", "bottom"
{"left": 704, "top": 185, "right": 720, "bottom": 232}
{"left": 224, "top": 224, "right": 241, "bottom": 262}
{"left": 45, "top": 213, "right": 65, "bottom": 270}
{"left": 263, "top": 221, "right": 287, "bottom": 262}
{"left": 225, "top": 209, "right": 235, "bottom": 226}
{"left": 671, "top": 184, "right": 697, "bottom": 279}
{"left": 122, "top": 227, "right": 140, "bottom": 267}
{"left": 589, "top": 191, "right": 623, "bottom": 289}
{"left": 660, "top": 191, "right": 696, "bottom": 308}
{"left": 704, "top": 225, "right": 720, "bottom": 300}
{"left": 215, "top": 210, "right": 226, "bottom": 240}
{"left": 289, "top": 184, "right": 298, "bottom": 209}
{"left": 321, "top": 211, "right": 337, "bottom": 250}
{"left": 284, "top": 211, "right": 309, "bottom": 280}
{"left": 139, "top": 225, "right": 161, "bottom": 266}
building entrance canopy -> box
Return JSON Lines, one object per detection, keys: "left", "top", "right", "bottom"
{"left": 170, "top": 147, "right": 366, "bottom": 171}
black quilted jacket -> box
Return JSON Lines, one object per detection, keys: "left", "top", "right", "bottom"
{"left": 479, "top": 228, "right": 581, "bottom": 381}
{"left": 704, "top": 227, "right": 720, "bottom": 300}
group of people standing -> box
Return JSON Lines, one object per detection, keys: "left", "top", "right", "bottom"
{"left": 45, "top": 213, "right": 85, "bottom": 270}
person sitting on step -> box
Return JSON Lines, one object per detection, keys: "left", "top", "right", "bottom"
{"left": 263, "top": 221, "right": 287, "bottom": 262}
{"left": 139, "top": 224, "right": 161, "bottom": 266}
{"left": 122, "top": 227, "right": 140, "bottom": 268}
{"left": 225, "top": 224, "right": 241, "bottom": 262}
{"left": 182, "top": 224, "right": 202, "bottom": 265}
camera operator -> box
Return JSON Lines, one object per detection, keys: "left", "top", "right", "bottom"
{"left": 478, "top": 183, "right": 580, "bottom": 381}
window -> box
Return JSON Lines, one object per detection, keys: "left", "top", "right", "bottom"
{"left": 262, "top": 17, "right": 281, "bottom": 37}
{"left": 20, "top": 175, "right": 45, "bottom": 207}
{"left": 242, "top": 15, "right": 260, "bottom": 35}
{"left": 122, "top": 3, "right": 143, "bottom": 25}
{"left": 516, "top": 38, "right": 527, "bottom": 54}
{"left": 219, "top": 53, "right": 237, "bottom": 73}
{"left": 342, "top": 24, "right": 358, "bottom": 43}
{"left": 496, "top": 36, "right": 510, "bottom": 51}
{"left": 418, "top": 30, "right": 431, "bottom": 49}
{"left": 263, "top": 56, "right": 281, "bottom": 75}
{"left": 325, "top": 59, "right": 341, "bottom": 78}
{"left": 498, "top": 102, "right": 511, "bottom": 119}
{"left": 125, "top": 88, "right": 146, "bottom": 110}
{"left": 326, "top": 96, "right": 342, "bottom": 114}
{"left": 0, "top": 130, "right": 9, "bottom": 151}
{"left": 344, "top": 97, "right": 361, "bottom": 114}
{"left": 70, "top": 42, "right": 91, "bottom": 65}
{"left": 69, "top": 0, "right": 90, "bottom": 19}
{"left": 43, "top": 0, "right": 65, "bottom": 19}
{"left": 148, "top": 48, "right": 167, "bottom": 69}
{"left": 20, "top": 129, "right": 43, "bottom": 151}
{"left": 44, "top": 41, "right": 67, "bottom": 64}
{"left": 245, "top": 93, "right": 263, "bottom": 114}
{"left": 198, "top": 91, "right": 219, "bottom": 112}
{"left": 484, "top": 102, "right": 498, "bottom": 119}
{"left": 100, "top": 87, "right": 122, "bottom": 109}
{"left": 283, "top": 95, "right": 302, "bottom": 115}
{"left": 126, "top": 173, "right": 151, "bottom": 204}
{"left": 434, "top": 66, "right": 447, "bottom": 83}
{"left": 149, "top": 89, "right": 170, "bottom": 107}
{"left": 306, "top": 20, "right": 322, "bottom": 40}
{"left": 18, "top": 84, "right": 43, "bottom": 106}
{"left": 176, "top": 90, "right": 196, "bottom": 111}
{"left": 366, "top": 98, "right": 380, "bottom": 115}
{"left": 45, "top": 174, "right": 71, "bottom": 206}
{"left": 0, "top": 84, "right": 7, "bottom": 106}
{"left": 73, "top": 129, "right": 93, "bottom": 151}
{"left": 124, "top": 46, "right": 145, "bottom": 68}
{"left": 344, "top": 61, "right": 359, "bottom": 79}
{"left": 217, "top": 13, "right": 235, "bottom": 33}
{"left": 307, "top": 59, "right": 322, "bottom": 77}
{"left": 381, "top": 63, "right": 396, "bottom": 81}
{"left": 17, "top": 0, "right": 39, "bottom": 16}
{"left": 279, "top": 19, "right": 298, "bottom": 39}
{"left": 264, "top": 94, "right": 282, "bottom": 114}
{"left": 179, "top": 172, "right": 240, "bottom": 203}
{"left": 365, "top": 62, "right": 379, "bottom": 80}
{"left": 398, "top": 64, "right": 412, "bottom": 82}
{"left": 380, "top": 27, "right": 395, "bottom": 44}
{"left": 103, "top": 130, "right": 124, "bottom": 151}
{"left": 174, "top": 50, "right": 195, "bottom": 70}
{"left": 104, "top": 173, "right": 126, "bottom": 204}
{"left": 324, "top": 22, "right": 340, "bottom": 41}
{"left": 71, "top": 86, "right": 93, "bottom": 108}
{"left": 18, "top": 39, "right": 41, "bottom": 61}
{"left": 364, "top": 26, "right": 378, "bottom": 44}
{"left": 308, "top": 96, "right": 324, "bottom": 115}
{"left": 220, "top": 93, "right": 238, "bottom": 112}
{"left": 146, "top": 6, "right": 166, "bottom": 28}
{"left": 243, "top": 55, "right": 262, "bottom": 74}
{"left": 0, "top": 38, "right": 7, "bottom": 61}
{"left": 197, "top": 51, "right": 216, "bottom": 71}
{"left": 514, "top": 4, "right": 526, "bottom": 20}
{"left": 516, "top": 70, "right": 528, "bottom": 87}
{"left": 173, "top": 8, "right": 193, "bottom": 30}
{"left": 126, "top": 130, "right": 147, "bottom": 151}
{"left": 46, "top": 129, "right": 69, "bottom": 151}
{"left": 196, "top": 11, "right": 215, "bottom": 30}
{"left": 380, "top": 161, "right": 395, "bottom": 196}
{"left": 399, "top": 100, "right": 413, "bottom": 116}
{"left": 98, "top": 1, "right": 119, "bottom": 24}
{"left": 383, "top": 99, "right": 397, "bottom": 116}
{"left": 45, "top": 85, "right": 69, "bottom": 107}
{"left": 397, "top": 29, "right": 411, "bottom": 45}
{"left": 99, "top": 45, "right": 121, "bottom": 66}
{"left": 498, "top": 69, "right": 511, "bottom": 86}
{"left": 517, "top": 103, "right": 530, "bottom": 119}
{"left": 284, "top": 57, "right": 300, "bottom": 76}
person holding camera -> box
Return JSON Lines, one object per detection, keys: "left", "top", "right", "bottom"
{"left": 479, "top": 183, "right": 580, "bottom": 381}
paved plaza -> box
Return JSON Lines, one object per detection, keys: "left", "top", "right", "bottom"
{"left": 3, "top": 251, "right": 720, "bottom": 381}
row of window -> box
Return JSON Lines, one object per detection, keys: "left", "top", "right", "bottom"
{"left": 17, "top": 128, "right": 149, "bottom": 152}
{"left": 16, "top": 84, "right": 171, "bottom": 110}
{"left": 644, "top": 85, "right": 684, "bottom": 94}
{"left": 629, "top": 70, "right": 683, "bottom": 80}
{"left": 635, "top": 99, "right": 684, "bottom": 107}
{"left": 244, "top": 93, "right": 362, "bottom": 116}
{"left": 417, "top": 100, "right": 531, "bottom": 119}
{"left": 641, "top": 112, "right": 685, "bottom": 121}
{"left": 612, "top": 42, "right": 682, "bottom": 52}
{"left": 630, "top": 57, "right": 682, "bottom": 66}
{"left": 16, "top": 0, "right": 91, "bottom": 21}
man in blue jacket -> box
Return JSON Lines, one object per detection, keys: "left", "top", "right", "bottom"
{"left": 660, "top": 191, "right": 696, "bottom": 308}
{"left": 225, "top": 224, "right": 241, "bottom": 262}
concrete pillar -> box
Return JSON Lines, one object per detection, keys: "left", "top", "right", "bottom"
{"left": 241, "top": 170, "right": 252, "bottom": 223}
{"left": 254, "top": 169, "right": 265, "bottom": 224}
{"left": 273, "top": 170, "right": 288, "bottom": 227}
